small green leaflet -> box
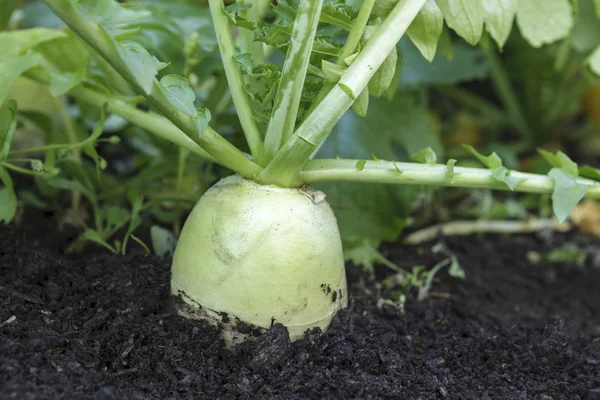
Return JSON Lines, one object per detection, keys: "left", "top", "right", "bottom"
{"left": 159, "top": 75, "right": 197, "bottom": 116}
{"left": 548, "top": 168, "right": 587, "bottom": 223}
{"left": 579, "top": 165, "right": 600, "bottom": 181}
{"left": 116, "top": 41, "right": 168, "bottom": 95}
{"left": 0, "top": 101, "right": 17, "bottom": 159}
{"left": 446, "top": 159, "right": 457, "bottom": 183}
{"left": 233, "top": 53, "right": 254, "bottom": 75}
{"left": 356, "top": 160, "right": 367, "bottom": 171}
{"left": 463, "top": 145, "right": 523, "bottom": 190}
{"left": 435, "top": 0, "right": 484, "bottom": 45}
{"left": 351, "top": 87, "right": 369, "bottom": 116}
{"left": 407, "top": 0, "right": 443, "bottom": 62}
{"left": 343, "top": 238, "right": 401, "bottom": 274}
{"left": 516, "top": 0, "right": 574, "bottom": 48}
{"left": 222, "top": 3, "right": 255, "bottom": 30}
{"left": 482, "top": 0, "right": 517, "bottom": 49}
{"left": 320, "top": 1, "right": 355, "bottom": 31}
{"left": 538, "top": 149, "right": 578, "bottom": 176}
{"left": 368, "top": 47, "right": 398, "bottom": 97}
{"left": 410, "top": 146, "right": 437, "bottom": 164}
{"left": 0, "top": 28, "right": 66, "bottom": 57}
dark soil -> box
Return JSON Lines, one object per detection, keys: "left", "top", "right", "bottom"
{"left": 2, "top": 214, "right": 600, "bottom": 400}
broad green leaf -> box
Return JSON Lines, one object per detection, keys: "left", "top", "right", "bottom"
{"left": 435, "top": 0, "right": 484, "bottom": 45}
{"left": 159, "top": 75, "right": 197, "bottom": 116}
{"left": 548, "top": 168, "right": 587, "bottom": 223}
{"left": 0, "top": 28, "right": 67, "bottom": 57}
{"left": 0, "top": 54, "right": 42, "bottom": 104}
{"left": 516, "top": 0, "right": 574, "bottom": 48}
{"left": 0, "top": 166, "right": 16, "bottom": 224}
{"left": 369, "top": 47, "right": 398, "bottom": 97}
{"left": 105, "top": 206, "right": 130, "bottom": 232}
{"left": 37, "top": 29, "right": 91, "bottom": 72}
{"left": 117, "top": 41, "right": 168, "bottom": 95}
{"left": 151, "top": 225, "right": 177, "bottom": 257}
{"left": 589, "top": 45, "right": 600, "bottom": 75}
{"left": 75, "top": 0, "right": 150, "bottom": 24}
{"left": 538, "top": 149, "right": 579, "bottom": 177}
{"left": 482, "top": 0, "right": 517, "bottom": 49}
{"left": 48, "top": 68, "right": 87, "bottom": 97}
{"left": 0, "top": 101, "right": 17, "bottom": 159}
{"left": 407, "top": 0, "right": 444, "bottom": 62}
{"left": 410, "top": 147, "right": 437, "bottom": 164}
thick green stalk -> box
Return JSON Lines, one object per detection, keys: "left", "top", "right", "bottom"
{"left": 208, "top": 0, "right": 266, "bottom": 166}
{"left": 42, "top": 0, "right": 261, "bottom": 179}
{"left": 260, "top": 0, "right": 427, "bottom": 187}
{"left": 304, "top": 0, "right": 376, "bottom": 123}
{"left": 263, "top": 0, "right": 323, "bottom": 161}
{"left": 301, "top": 159, "right": 600, "bottom": 199}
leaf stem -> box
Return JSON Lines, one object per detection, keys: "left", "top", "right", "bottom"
{"left": 42, "top": 0, "right": 262, "bottom": 179}
{"left": 300, "top": 159, "right": 600, "bottom": 199}
{"left": 260, "top": 0, "right": 427, "bottom": 187}
{"left": 208, "top": 0, "right": 266, "bottom": 166}
{"left": 263, "top": 0, "right": 324, "bottom": 161}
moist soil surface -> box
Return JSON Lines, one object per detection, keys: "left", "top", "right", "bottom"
{"left": 1, "top": 214, "right": 600, "bottom": 400}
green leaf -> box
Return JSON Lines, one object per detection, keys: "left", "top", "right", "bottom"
{"left": 463, "top": 144, "right": 502, "bottom": 168}
{"left": 516, "top": 0, "right": 574, "bottom": 48}
{"left": 320, "top": 1, "right": 355, "bottom": 31}
{"left": 410, "top": 147, "right": 437, "bottom": 164}
{"left": 589, "top": 45, "right": 600, "bottom": 75}
{"left": 0, "top": 101, "right": 18, "bottom": 159}
{"left": 368, "top": 47, "right": 398, "bottom": 97}
{"left": 571, "top": 0, "right": 600, "bottom": 53}
{"left": 356, "top": 160, "right": 367, "bottom": 171}
{"left": 350, "top": 87, "right": 369, "bottom": 117}
{"left": 0, "top": 54, "right": 42, "bottom": 104}
{"left": 407, "top": 0, "right": 444, "bottom": 62}
{"left": 548, "top": 168, "right": 587, "bottom": 223}
{"left": 579, "top": 165, "right": 600, "bottom": 181}
{"left": 233, "top": 53, "right": 254, "bottom": 75}
{"left": 222, "top": 3, "right": 255, "bottom": 30}
{"left": 81, "top": 229, "right": 117, "bottom": 253}
{"left": 463, "top": 145, "right": 523, "bottom": 190}
{"left": 538, "top": 149, "right": 579, "bottom": 176}
{"left": 116, "top": 41, "right": 168, "bottom": 95}
{"left": 596, "top": 0, "right": 600, "bottom": 17}
{"left": 151, "top": 225, "right": 177, "bottom": 257}
{"left": 435, "top": 0, "right": 484, "bottom": 45}
{"left": 159, "top": 75, "right": 197, "bottom": 116}
{"left": 0, "top": 166, "right": 17, "bottom": 224}
{"left": 446, "top": 159, "right": 456, "bottom": 183}
{"left": 343, "top": 238, "right": 400, "bottom": 273}
{"left": 48, "top": 68, "right": 87, "bottom": 97}
{"left": 483, "top": 0, "right": 517, "bottom": 49}
{"left": 0, "top": 28, "right": 67, "bottom": 57}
